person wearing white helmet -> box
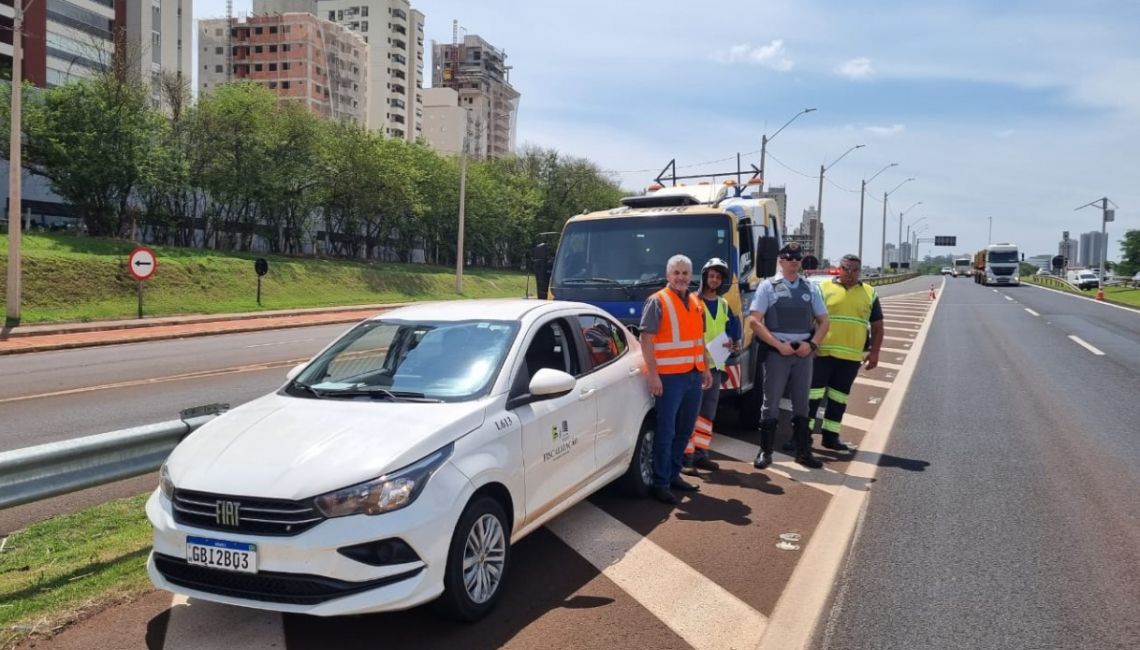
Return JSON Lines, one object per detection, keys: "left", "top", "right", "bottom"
{"left": 682, "top": 257, "right": 742, "bottom": 475}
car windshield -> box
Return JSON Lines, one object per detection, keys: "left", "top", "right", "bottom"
{"left": 291, "top": 319, "right": 519, "bottom": 401}
{"left": 988, "top": 250, "right": 1019, "bottom": 264}
{"left": 551, "top": 213, "right": 734, "bottom": 287}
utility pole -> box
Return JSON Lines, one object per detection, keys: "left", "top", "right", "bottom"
{"left": 7, "top": 0, "right": 25, "bottom": 324}
{"left": 880, "top": 191, "right": 888, "bottom": 273}
{"left": 455, "top": 111, "right": 469, "bottom": 294}
{"left": 1076, "top": 197, "right": 1117, "bottom": 291}
{"left": 859, "top": 162, "right": 897, "bottom": 262}
{"left": 987, "top": 216, "right": 992, "bottom": 245}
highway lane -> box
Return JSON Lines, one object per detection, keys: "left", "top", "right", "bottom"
{"left": 817, "top": 275, "right": 1140, "bottom": 650}
{"left": 1, "top": 281, "right": 933, "bottom": 453}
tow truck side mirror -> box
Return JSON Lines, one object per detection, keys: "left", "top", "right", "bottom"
{"left": 533, "top": 243, "right": 552, "bottom": 300}
{"left": 756, "top": 236, "right": 780, "bottom": 278}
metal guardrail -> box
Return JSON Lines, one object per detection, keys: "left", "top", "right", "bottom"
{"left": 0, "top": 404, "right": 227, "bottom": 510}
{"left": 1025, "top": 274, "right": 1081, "bottom": 292}
{"left": 866, "top": 272, "right": 919, "bottom": 287}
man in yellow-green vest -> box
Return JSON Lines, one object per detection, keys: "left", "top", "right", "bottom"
{"left": 803, "top": 253, "right": 884, "bottom": 452}
{"left": 681, "top": 258, "right": 741, "bottom": 475}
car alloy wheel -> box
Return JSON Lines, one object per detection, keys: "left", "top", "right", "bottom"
{"left": 462, "top": 513, "right": 507, "bottom": 604}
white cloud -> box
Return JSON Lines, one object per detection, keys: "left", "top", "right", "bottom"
{"left": 865, "top": 124, "right": 906, "bottom": 136}
{"left": 713, "top": 40, "right": 795, "bottom": 71}
{"left": 837, "top": 57, "right": 874, "bottom": 79}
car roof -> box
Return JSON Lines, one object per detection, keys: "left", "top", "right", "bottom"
{"left": 366, "top": 299, "right": 605, "bottom": 325}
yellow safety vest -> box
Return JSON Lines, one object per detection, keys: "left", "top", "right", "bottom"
{"left": 818, "top": 280, "right": 876, "bottom": 362}
{"left": 702, "top": 296, "right": 729, "bottom": 370}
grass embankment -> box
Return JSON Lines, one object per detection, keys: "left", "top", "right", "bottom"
{"left": 0, "top": 494, "right": 152, "bottom": 649}
{"left": 1023, "top": 275, "right": 1140, "bottom": 308}
{"left": 0, "top": 233, "right": 531, "bottom": 324}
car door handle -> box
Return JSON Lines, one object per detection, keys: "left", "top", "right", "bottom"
{"left": 628, "top": 367, "right": 641, "bottom": 378}
{"left": 579, "top": 388, "right": 597, "bottom": 400}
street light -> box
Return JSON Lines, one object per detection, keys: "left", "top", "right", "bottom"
{"left": 759, "top": 107, "right": 816, "bottom": 191}
{"left": 815, "top": 144, "right": 865, "bottom": 260}
{"left": 905, "top": 214, "right": 928, "bottom": 259}
{"left": 897, "top": 201, "right": 923, "bottom": 271}
{"left": 456, "top": 110, "right": 514, "bottom": 294}
{"left": 880, "top": 177, "right": 915, "bottom": 272}
{"left": 859, "top": 163, "right": 897, "bottom": 261}
{"left": 912, "top": 224, "right": 930, "bottom": 266}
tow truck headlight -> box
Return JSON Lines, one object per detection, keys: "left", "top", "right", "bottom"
{"left": 314, "top": 444, "right": 453, "bottom": 518}
{"left": 159, "top": 463, "right": 175, "bottom": 501}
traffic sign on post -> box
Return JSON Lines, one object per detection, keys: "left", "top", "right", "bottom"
{"left": 128, "top": 247, "right": 158, "bottom": 281}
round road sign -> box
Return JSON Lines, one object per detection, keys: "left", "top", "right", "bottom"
{"left": 128, "top": 246, "right": 158, "bottom": 281}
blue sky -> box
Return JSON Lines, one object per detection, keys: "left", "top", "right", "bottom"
{"left": 198, "top": 0, "right": 1140, "bottom": 267}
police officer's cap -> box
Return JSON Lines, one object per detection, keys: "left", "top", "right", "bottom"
{"left": 778, "top": 242, "right": 804, "bottom": 260}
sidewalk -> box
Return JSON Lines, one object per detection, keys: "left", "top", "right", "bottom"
{"left": 0, "top": 304, "right": 408, "bottom": 355}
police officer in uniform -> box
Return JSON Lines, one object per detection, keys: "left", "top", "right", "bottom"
{"left": 747, "top": 242, "right": 830, "bottom": 470}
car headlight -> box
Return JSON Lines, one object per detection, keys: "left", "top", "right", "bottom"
{"left": 314, "top": 443, "right": 453, "bottom": 518}
{"left": 159, "top": 463, "right": 175, "bottom": 501}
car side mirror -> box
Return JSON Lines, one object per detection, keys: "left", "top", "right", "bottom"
{"left": 286, "top": 362, "right": 308, "bottom": 381}
{"left": 529, "top": 368, "right": 575, "bottom": 397}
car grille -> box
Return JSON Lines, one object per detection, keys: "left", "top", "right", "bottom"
{"left": 153, "top": 554, "right": 423, "bottom": 605}
{"left": 172, "top": 489, "right": 324, "bottom": 537}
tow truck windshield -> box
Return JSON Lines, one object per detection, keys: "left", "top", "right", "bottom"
{"left": 551, "top": 213, "right": 734, "bottom": 289}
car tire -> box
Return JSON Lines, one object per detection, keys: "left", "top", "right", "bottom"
{"left": 435, "top": 495, "right": 511, "bottom": 622}
{"left": 620, "top": 416, "right": 655, "bottom": 497}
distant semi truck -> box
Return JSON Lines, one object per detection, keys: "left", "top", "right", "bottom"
{"left": 953, "top": 257, "right": 972, "bottom": 278}
{"left": 973, "top": 244, "right": 1020, "bottom": 286}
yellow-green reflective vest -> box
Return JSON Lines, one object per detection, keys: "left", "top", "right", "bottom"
{"left": 703, "top": 296, "right": 729, "bottom": 370}
{"left": 819, "top": 281, "right": 876, "bottom": 362}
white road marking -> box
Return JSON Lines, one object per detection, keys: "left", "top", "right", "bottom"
{"left": 241, "top": 339, "right": 315, "bottom": 349}
{"left": 1025, "top": 308, "right": 1040, "bottom": 316}
{"left": 874, "top": 361, "right": 903, "bottom": 371}
{"left": 879, "top": 346, "right": 911, "bottom": 354}
{"left": 164, "top": 595, "right": 286, "bottom": 650}
{"left": 710, "top": 436, "right": 844, "bottom": 496}
{"left": 1004, "top": 295, "right": 1014, "bottom": 301}
{"left": 853, "top": 377, "right": 893, "bottom": 390}
{"left": 882, "top": 335, "right": 915, "bottom": 342}
{"left": 547, "top": 501, "right": 768, "bottom": 650}
{"left": 1069, "top": 335, "right": 1105, "bottom": 356}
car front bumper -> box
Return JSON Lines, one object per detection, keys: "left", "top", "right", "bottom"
{"left": 147, "top": 462, "right": 474, "bottom": 616}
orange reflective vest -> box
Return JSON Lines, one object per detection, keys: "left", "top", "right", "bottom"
{"left": 651, "top": 288, "right": 707, "bottom": 374}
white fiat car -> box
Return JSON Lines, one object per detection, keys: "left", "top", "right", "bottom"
{"left": 147, "top": 299, "right": 655, "bottom": 621}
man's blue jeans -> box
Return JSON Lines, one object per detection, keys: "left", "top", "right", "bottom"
{"left": 653, "top": 371, "right": 704, "bottom": 489}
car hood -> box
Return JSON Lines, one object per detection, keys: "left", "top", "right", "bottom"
{"left": 166, "top": 393, "right": 486, "bottom": 500}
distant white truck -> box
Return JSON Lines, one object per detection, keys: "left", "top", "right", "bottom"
{"left": 1066, "top": 269, "right": 1099, "bottom": 290}
{"left": 953, "top": 257, "right": 972, "bottom": 278}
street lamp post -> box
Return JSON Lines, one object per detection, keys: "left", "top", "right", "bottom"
{"left": 912, "top": 224, "right": 929, "bottom": 266}
{"left": 6, "top": 0, "right": 26, "bottom": 323}
{"left": 897, "top": 201, "right": 923, "bottom": 271}
{"left": 1075, "top": 197, "right": 1117, "bottom": 291}
{"left": 859, "top": 163, "right": 897, "bottom": 261}
{"left": 455, "top": 111, "right": 471, "bottom": 294}
{"left": 880, "top": 178, "right": 915, "bottom": 273}
{"left": 905, "top": 215, "right": 928, "bottom": 264}
{"left": 759, "top": 107, "right": 816, "bottom": 190}
{"left": 815, "top": 144, "right": 865, "bottom": 261}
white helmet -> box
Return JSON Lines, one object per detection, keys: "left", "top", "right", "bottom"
{"left": 701, "top": 258, "right": 731, "bottom": 295}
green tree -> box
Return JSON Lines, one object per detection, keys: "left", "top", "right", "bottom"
{"left": 1118, "top": 230, "right": 1140, "bottom": 277}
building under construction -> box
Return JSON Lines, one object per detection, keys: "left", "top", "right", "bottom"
{"left": 431, "top": 26, "right": 519, "bottom": 158}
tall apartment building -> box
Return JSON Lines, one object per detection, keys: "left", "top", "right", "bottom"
{"left": 1058, "top": 235, "right": 1078, "bottom": 266}
{"left": 254, "top": 0, "right": 424, "bottom": 139}
{"left": 199, "top": 13, "right": 370, "bottom": 125}
{"left": 793, "top": 205, "right": 824, "bottom": 257}
{"left": 421, "top": 86, "right": 464, "bottom": 154}
{"left": 1079, "top": 230, "right": 1106, "bottom": 268}
{"left": 432, "top": 30, "right": 519, "bottom": 158}
{"left": 884, "top": 243, "right": 897, "bottom": 266}
{"left": 1, "top": 0, "right": 190, "bottom": 100}
{"left": 757, "top": 185, "right": 787, "bottom": 236}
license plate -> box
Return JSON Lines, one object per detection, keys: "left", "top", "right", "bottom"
{"left": 186, "top": 536, "right": 258, "bottom": 574}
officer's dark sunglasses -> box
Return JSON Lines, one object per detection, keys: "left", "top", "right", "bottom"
{"left": 780, "top": 255, "right": 802, "bottom": 261}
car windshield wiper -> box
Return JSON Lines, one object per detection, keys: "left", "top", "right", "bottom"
{"left": 560, "top": 277, "right": 634, "bottom": 298}
{"left": 627, "top": 277, "right": 668, "bottom": 288}
{"left": 288, "top": 381, "right": 327, "bottom": 398}
{"left": 320, "top": 388, "right": 442, "bottom": 403}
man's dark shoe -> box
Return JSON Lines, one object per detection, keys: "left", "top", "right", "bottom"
{"left": 821, "top": 435, "right": 855, "bottom": 452}
{"left": 680, "top": 464, "right": 700, "bottom": 476}
{"left": 693, "top": 457, "right": 720, "bottom": 471}
{"left": 652, "top": 487, "right": 678, "bottom": 504}
{"left": 670, "top": 479, "right": 700, "bottom": 492}
{"left": 754, "top": 450, "right": 773, "bottom": 469}
{"left": 795, "top": 453, "right": 824, "bottom": 469}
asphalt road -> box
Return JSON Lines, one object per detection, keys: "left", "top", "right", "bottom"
{"left": 817, "top": 277, "right": 1140, "bottom": 650}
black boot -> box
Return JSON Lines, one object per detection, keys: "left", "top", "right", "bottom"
{"left": 754, "top": 419, "right": 778, "bottom": 469}
{"left": 793, "top": 416, "right": 823, "bottom": 469}
{"left": 821, "top": 431, "right": 855, "bottom": 452}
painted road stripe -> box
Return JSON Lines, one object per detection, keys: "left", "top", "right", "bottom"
{"left": 164, "top": 594, "right": 286, "bottom": 650}
{"left": 1005, "top": 295, "right": 1014, "bottom": 301}
{"left": 777, "top": 399, "right": 872, "bottom": 432}
{"left": 853, "top": 377, "right": 893, "bottom": 390}
{"left": 711, "top": 436, "right": 844, "bottom": 496}
{"left": 1069, "top": 335, "right": 1105, "bottom": 356}
{"left": 1026, "top": 308, "right": 1040, "bottom": 316}
{"left": 546, "top": 501, "right": 768, "bottom": 650}
{"left": 882, "top": 335, "right": 915, "bottom": 343}
{"left": 874, "top": 361, "right": 903, "bottom": 371}
{"left": 880, "top": 346, "right": 911, "bottom": 354}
